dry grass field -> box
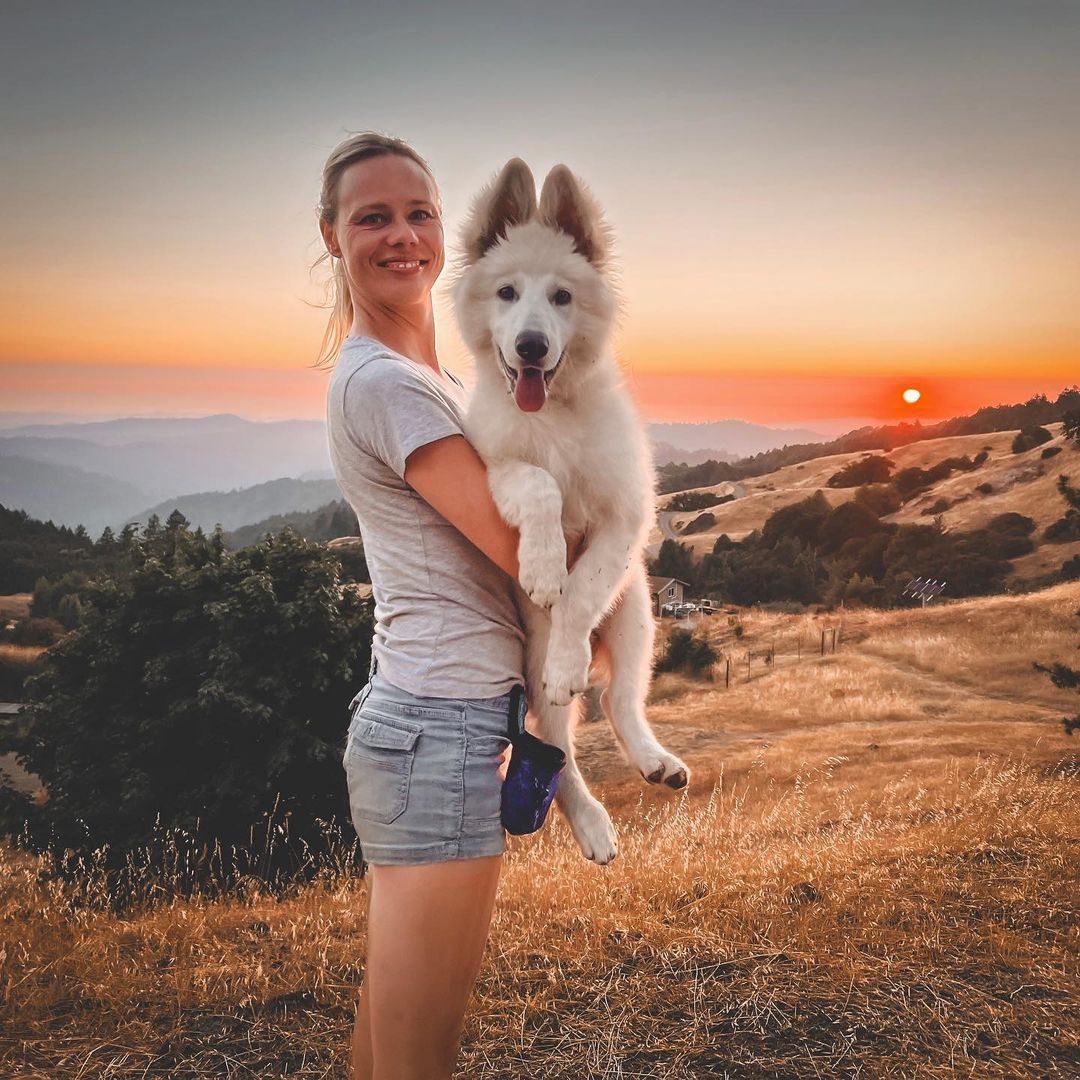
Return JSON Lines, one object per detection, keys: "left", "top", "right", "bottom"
{"left": 1, "top": 584, "right": 1078, "bottom": 1077}
{"left": 0, "top": 594, "right": 32, "bottom": 623}
{"left": 649, "top": 423, "right": 1080, "bottom": 577}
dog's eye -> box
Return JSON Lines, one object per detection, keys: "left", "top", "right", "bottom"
{"left": 497, "top": 285, "right": 517, "bottom": 302}
{"left": 552, "top": 289, "right": 572, "bottom": 306}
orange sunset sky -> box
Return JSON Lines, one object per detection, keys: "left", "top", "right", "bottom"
{"left": 2, "top": 2, "right": 1077, "bottom": 434}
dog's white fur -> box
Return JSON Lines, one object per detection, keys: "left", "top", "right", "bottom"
{"left": 451, "top": 159, "right": 690, "bottom": 865}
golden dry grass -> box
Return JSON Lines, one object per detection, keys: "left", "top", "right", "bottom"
{"left": 0, "top": 594, "right": 32, "bottom": 622}
{"left": 1, "top": 584, "right": 1078, "bottom": 1077}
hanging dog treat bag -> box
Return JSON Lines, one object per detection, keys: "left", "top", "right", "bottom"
{"left": 500, "top": 684, "right": 566, "bottom": 835}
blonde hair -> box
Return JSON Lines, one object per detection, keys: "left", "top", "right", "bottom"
{"left": 311, "top": 132, "right": 440, "bottom": 368}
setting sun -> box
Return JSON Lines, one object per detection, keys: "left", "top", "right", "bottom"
{"left": 903, "top": 388, "right": 922, "bottom": 404}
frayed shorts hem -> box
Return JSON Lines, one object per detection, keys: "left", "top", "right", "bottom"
{"left": 361, "top": 833, "right": 506, "bottom": 867}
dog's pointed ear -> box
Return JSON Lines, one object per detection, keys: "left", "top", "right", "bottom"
{"left": 538, "top": 165, "right": 610, "bottom": 269}
{"left": 461, "top": 158, "right": 537, "bottom": 264}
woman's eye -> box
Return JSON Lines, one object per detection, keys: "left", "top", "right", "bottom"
{"left": 358, "top": 213, "right": 385, "bottom": 225}
{"left": 553, "top": 289, "right": 572, "bottom": 306}
{"left": 411, "top": 209, "right": 434, "bottom": 220}
{"left": 497, "top": 285, "right": 517, "bottom": 302}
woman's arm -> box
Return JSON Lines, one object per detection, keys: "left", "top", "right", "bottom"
{"left": 404, "top": 434, "right": 523, "bottom": 580}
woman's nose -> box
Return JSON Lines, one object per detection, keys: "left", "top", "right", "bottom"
{"left": 386, "top": 216, "right": 419, "bottom": 245}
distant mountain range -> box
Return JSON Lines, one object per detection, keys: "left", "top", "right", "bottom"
{"left": 649, "top": 419, "right": 828, "bottom": 458}
{"left": 0, "top": 411, "right": 821, "bottom": 535}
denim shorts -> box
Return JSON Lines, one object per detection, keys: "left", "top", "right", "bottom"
{"left": 342, "top": 658, "right": 515, "bottom": 866}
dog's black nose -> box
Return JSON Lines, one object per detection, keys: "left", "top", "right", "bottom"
{"left": 515, "top": 332, "right": 549, "bottom": 364}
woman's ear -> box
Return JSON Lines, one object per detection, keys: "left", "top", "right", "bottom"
{"left": 319, "top": 216, "right": 342, "bottom": 259}
{"left": 460, "top": 158, "right": 536, "bottom": 265}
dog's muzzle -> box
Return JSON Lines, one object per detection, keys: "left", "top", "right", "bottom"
{"left": 497, "top": 346, "right": 565, "bottom": 390}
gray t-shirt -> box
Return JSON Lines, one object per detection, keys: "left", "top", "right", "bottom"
{"left": 325, "top": 335, "right": 524, "bottom": 698}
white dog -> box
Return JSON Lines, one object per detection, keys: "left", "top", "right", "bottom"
{"left": 451, "top": 158, "right": 690, "bottom": 865}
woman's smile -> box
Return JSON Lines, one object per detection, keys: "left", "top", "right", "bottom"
{"left": 378, "top": 258, "right": 430, "bottom": 273}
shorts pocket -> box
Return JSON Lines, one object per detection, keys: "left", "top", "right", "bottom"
{"left": 466, "top": 734, "right": 513, "bottom": 823}
{"left": 346, "top": 711, "right": 422, "bottom": 825}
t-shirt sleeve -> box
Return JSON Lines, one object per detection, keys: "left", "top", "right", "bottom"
{"left": 342, "top": 357, "right": 463, "bottom": 479}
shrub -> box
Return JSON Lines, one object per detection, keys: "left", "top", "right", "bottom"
{"left": 1042, "top": 446, "right": 1063, "bottom": 460}
{"left": 683, "top": 512, "right": 716, "bottom": 535}
{"left": 921, "top": 498, "right": 952, "bottom": 516}
{"left": 663, "top": 491, "right": 731, "bottom": 513}
{"left": 1045, "top": 514, "right": 1080, "bottom": 543}
{"left": 976, "top": 482, "right": 994, "bottom": 495}
{"left": 854, "top": 483, "right": 902, "bottom": 517}
{"left": 973, "top": 450, "right": 989, "bottom": 466}
{"left": 0, "top": 523, "right": 374, "bottom": 898}
{"left": 656, "top": 628, "right": 717, "bottom": 676}
{"left": 1012, "top": 426, "right": 1053, "bottom": 453}
{"left": 827, "top": 455, "right": 895, "bottom": 488}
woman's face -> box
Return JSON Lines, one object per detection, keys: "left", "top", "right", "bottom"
{"left": 321, "top": 153, "right": 444, "bottom": 312}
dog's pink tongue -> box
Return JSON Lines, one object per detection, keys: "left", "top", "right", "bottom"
{"left": 514, "top": 367, "right": 546, "bottom": 412}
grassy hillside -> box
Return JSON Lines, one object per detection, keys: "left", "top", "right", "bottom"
{"left": 1, "top": 583, "right": 1077, "bottom": 1077}
{"left": 650, "top": 422, "right": 1080, "bottom": 581}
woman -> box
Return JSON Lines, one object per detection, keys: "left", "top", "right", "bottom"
{"left": 317, "top": 133, "right": 581, "bottom": 1080}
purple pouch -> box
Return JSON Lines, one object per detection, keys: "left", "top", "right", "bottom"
{"left": 500, "top": 684, "right": 566, "bottom": 835}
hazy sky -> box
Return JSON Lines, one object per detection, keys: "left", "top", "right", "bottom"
{"left": 2, "top": 1, "right": 1078, "bottom": 427}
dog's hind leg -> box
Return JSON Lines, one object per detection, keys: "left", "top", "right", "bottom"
{"left": 523, "top": 605, "right": 618, "bottom": 865}
{"left": 597, "top": 565, "right": 690, "bottom": 790}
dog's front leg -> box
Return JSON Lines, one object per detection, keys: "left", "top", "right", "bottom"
{"left": 542, "top": 519, "right": 640, "bottom": 705}
{"left": 486, "top": 460, "right": 567, "bottom": 609}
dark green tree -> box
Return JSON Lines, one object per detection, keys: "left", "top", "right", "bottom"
{"left": 1011, "top": 425, "right": 1053, "bottom": 453}
{"left": 1060, "top": 408, "right": 1080, "bottom": 444}
{"left": 760, "top": 490, "right": 830, "bottom": 549}
{"left": 827, "top": 455, "right": 895, "bottom": 488}
{"left": 0, "top": 521, "right": 373, "bottom": 898}
{"left": 650, "top": 538, "right": 697, "bottom": 587}
{"left": 656, "top": 628, "right": 717, "bottom": 675}
{"left": 1044, "top": 475, "right": 1080, "bottom": 543}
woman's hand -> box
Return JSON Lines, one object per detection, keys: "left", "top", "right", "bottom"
{"left": 405, "top": 434, "right": 590, "bottom": 587}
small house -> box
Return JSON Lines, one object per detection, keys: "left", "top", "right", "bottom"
{"left": 647, "top": 576, "right": 690, "bottom": 616}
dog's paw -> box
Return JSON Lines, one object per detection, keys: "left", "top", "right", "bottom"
{"left": 633, "top": 745, "right": 691, "bottom": 790}
{"left": 542, "top": 636, "right": 592, "bottom": 705}
{"left": 569, "top": 800, "right": 618, "bottom": 865}
{"left": 518, "top": 539, "right": 567, "bottom": 610}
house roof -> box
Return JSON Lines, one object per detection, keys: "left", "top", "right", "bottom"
{"left": 646, "top": 576, "right": 692, "bottom": 594}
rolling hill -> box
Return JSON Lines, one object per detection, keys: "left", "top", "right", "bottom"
{"left": 649, "top": 422, "right": 1080, "bottom": 581}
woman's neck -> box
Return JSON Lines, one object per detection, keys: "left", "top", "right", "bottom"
{"left": 350, "top": 301, "right": 440, "bottom": 375}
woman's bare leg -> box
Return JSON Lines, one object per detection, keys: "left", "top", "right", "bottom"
{"left": 351, "top": 876, "right": 376, "bottom": 1079}
{"left": 353, "top": 854, "right": 504, "bottom": 1080}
